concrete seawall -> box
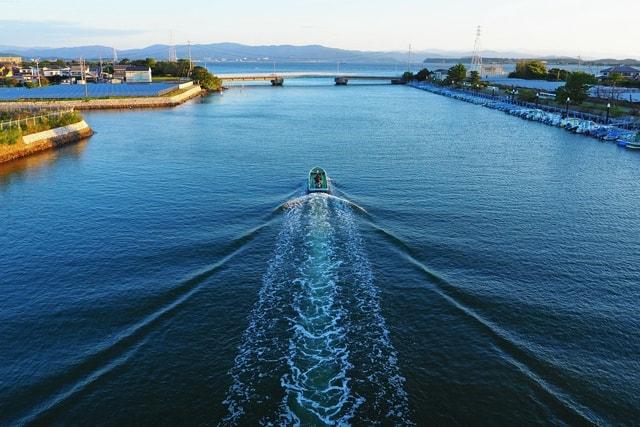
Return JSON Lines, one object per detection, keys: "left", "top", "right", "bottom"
{"left": 0, "top": 85, "right": 204, "bottom": 111}
{"left": 0, "top": 120, "right": 94, "bottom": 164}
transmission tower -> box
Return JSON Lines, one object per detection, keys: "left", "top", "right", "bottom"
{"left": 187, "top": 40, "right": 193, "bottom": 75}
{"left": 168, "top": 31, "right": 177, "bottom": 63}
{"left": 471, "top": 26, "right": 483, "bottom": 74}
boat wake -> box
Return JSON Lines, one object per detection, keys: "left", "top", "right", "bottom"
{"left": 222, "top": 193, "right": 411, "bottom": 425}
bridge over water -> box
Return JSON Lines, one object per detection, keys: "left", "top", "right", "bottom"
{"left": 217, "top": 72, "right": 404, "bottom": 86}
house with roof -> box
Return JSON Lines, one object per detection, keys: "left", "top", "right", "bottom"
{"left": 126, "top": 66, "right": 152, "bottom": 83}
{"left": 69, "top": 64, "right": 90, "bottom": 78}
{"left": 42, "top": 66, "right": 64, "bottom": 77}
{"left": 433, "top": 69, "right": 449, "bottom": 81}
{"left": 113, "top": 65, "right": 152, "bottom": 83}
{"left": 10, "top": 66, "right": 36, "bottom": 83}
{"left": 600, "top": 65, "right": 640, "bottom": 80}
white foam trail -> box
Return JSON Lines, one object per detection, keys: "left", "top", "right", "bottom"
{"left": 279, "top": 194, "right": 363, "bottom": 425}
{"left": 280, "top": 193, "right": 367, "bottom": 214}
{"left": 334, "top": 202, "right": 413, "bottom": 425}
{"left": 221, "top": 204, "right": 303, "bottom": 425}
{"left": 222, "top": 193, "right": 412, "bottom": 425}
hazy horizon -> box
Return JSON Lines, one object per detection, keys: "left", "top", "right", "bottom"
{"left": 0, "top": 0, "right": 639, "bottom": 59}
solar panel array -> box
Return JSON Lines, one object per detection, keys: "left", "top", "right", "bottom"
{"left": 0, "top": 83, "right": 179, "bottom": 101}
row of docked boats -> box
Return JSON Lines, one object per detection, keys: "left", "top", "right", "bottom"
{"left": 411, "top": 83, "right": 640, "bottom": 150}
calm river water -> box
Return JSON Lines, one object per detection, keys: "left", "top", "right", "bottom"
{"left": 1, "top": 71, "right": 639, "bottom": 425}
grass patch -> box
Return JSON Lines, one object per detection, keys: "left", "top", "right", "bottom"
{"left": 0, "top": 111, "right": 82, "bottom": 145}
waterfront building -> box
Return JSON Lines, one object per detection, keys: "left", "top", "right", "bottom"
{"left": 433, "top": 69, "right": 449, "bottom": 81}
{"left": 600, "top": 65, "right": 640, "bottom": 80}
{"left": 124, "top": 66, "right": 152, "bottom": 83}
{"left": 481, "top": 64, "right": 505, "bottom": 78}
{"left": 112, "top": 65, "right": 152, "bottom": 83}
{"left": 113, "top": 65, "right": 127, "bottom": 80}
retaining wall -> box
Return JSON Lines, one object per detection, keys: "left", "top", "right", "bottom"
{"left": 0, "top": 85, "right": 203, "bottom": 111}
{"left": 0, "top": 120, "right": 93, "bottom": 164}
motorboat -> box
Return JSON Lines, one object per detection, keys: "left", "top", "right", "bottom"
{"left": 308, "top": 167, "right": 330, "bottom": 193}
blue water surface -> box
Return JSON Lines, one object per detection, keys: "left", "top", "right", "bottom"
{"left": 1, "top": 71, "right": 639, "bottom": 425}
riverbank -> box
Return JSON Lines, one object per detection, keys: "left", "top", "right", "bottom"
{"left": 0, "top": 120, "right": 93, "bottom": 164}
{"left": 410, "top": 82, "right": 639, "bottom": 148}
{"left": 0, "top": 84, "right": 203, "bottom": 111}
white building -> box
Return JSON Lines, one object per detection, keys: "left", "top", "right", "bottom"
{"left": 433, "top": 69, "right": 449, "bottom": 81}
{"left": 42, "top": 66, "right": 63, "bottom": 77}
{"left": 124, "top": 66, "right": 152, "bottom": 83}
{"left": 70, "top": 64, "right": 90, "bottom": 78}
{"left": 112, "top": 65, "right": 152, "bottom": 83}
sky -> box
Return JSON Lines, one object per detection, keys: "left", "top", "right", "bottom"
{"left": 0, "top": 0, "right": 638, "bottom": 59}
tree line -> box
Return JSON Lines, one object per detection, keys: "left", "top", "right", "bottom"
{"left": 403, "top": 62, "right": 600, "bottom": 106}
{"left": 1, "top": 57, "right": 222, "bottom": 91}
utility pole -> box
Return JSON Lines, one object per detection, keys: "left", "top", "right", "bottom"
{"left": 33, "top": 58, "right": 41, "bottom": 87}
{"left": 80, "top": 57, "right": 88, "bottom": 97}
{"left": 187, "top": 40, "right": 193, "bottom": 77}
{"left": 169, "top": 30, "right": 177, "bottom": 63}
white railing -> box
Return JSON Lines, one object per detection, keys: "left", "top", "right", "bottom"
{"left": 0, "top": 109, "right": 75, "bottom": 131}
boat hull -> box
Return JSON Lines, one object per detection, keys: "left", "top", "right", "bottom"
{"left": 308, "top": 167, "right": 330, "bottom": 193}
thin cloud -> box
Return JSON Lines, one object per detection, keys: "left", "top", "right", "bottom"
{"left": 0, "top": 20, "right": 147, "bottom": 47}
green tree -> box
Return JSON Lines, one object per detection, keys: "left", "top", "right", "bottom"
{"left": 401, "top": 71, "right": 414, "bottom": 83}
{"left": 191, "top": 66, "right": 221, "bottom": 91}
{"left": 2, "top": 77, "right": 18, "bottom": 87}
{"left": 510, "top": 60, "right": 548, "bottom": 80}
{"left": 415, "top": 68, "right": 432, "bottom": 82}
{"left": 468, "top": 70, "right": 481, "bottom": 86}
{"left": 547, "top": 68, "right": 569, "bottom": 81}
{"left": 446, "top": 63, "right": 467, "bottom": 85}
{"left": 517, "top": 88, "right": 538, "bottom": 102}
{"left": 607, "top": 72, "right": 623, "bottom": 87}
{"left": 555, "top": 71, "right": 597, "bottom": 105}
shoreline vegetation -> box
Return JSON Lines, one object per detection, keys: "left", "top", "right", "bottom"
{"left": 0, "top": 61, "right": 221, "bottom": 164}
{"left": 0, "top": 111, "right": 93, "bottom": 164}
{"left": 0, "top": 110, "right": 82, "bottom": 144}
{"left": 403, "top": 63, "right": 640, "bottom": 122}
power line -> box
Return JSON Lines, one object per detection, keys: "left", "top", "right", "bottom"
{"left": 169, "top": 30, "right": 177, "bottom": 63}
{"left": 187, "top": 40, "right": 193, "bottom": 76}
{"left": 471, "top": 26, "right": 483, "bottom": 74}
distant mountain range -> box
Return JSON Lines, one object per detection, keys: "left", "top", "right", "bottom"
{"left": 0, "top": 43, "right": 401, "bottom": 62}
{"left": 0, "top": 43, "right": 637, "bottom": 65}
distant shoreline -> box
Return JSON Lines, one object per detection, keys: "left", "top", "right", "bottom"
{"left": 0, "top": 84, "right": 204, "bottom": 111}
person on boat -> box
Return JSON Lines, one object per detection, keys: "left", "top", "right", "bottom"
{"left": 314, "top": 173, "right": 323, "bottom": 188}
